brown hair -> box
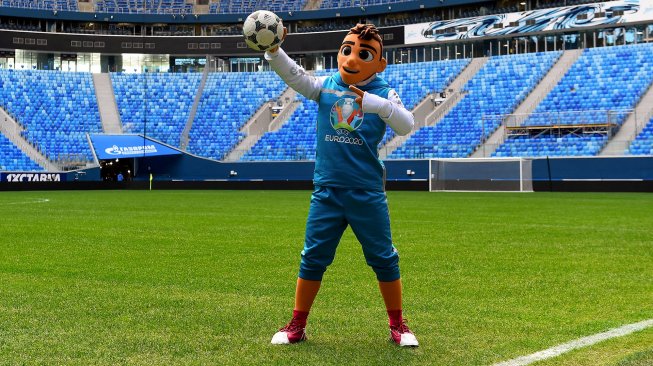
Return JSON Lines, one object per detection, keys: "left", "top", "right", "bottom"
{"left": 347, "top": 23, "right": 383, "bottom": 59}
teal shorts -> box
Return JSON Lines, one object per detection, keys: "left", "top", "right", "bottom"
{"left": 298, "top": 185, "right": 400, "bottom": 282}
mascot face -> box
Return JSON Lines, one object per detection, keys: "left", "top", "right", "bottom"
{"left": 337, "top": 33, "right": 387, "bottom": 85}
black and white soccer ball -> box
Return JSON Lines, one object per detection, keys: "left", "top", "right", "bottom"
{"left": 243, "top": 10, "right": 284, "bottom": 51}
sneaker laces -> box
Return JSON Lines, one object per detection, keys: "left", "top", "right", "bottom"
{"left": 280, "top": 318, "right": 305, "bottom": 333}
{"left": 392, "top": 319, "right": 412, "bottom": 334}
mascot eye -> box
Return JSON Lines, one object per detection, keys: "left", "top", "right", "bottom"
{"left": 341, "top": 46, "right": 352, "bottom": 56}
{"left": 359, "top": 50, "right": 374, "bottom": 61}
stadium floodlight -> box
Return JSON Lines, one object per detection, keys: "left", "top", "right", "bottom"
{"left": 429, "top": 157, "right": 533, "bottom": 192}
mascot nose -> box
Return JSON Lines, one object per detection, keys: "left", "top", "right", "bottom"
{"left": 343, "top": 59, "right": 355, "bottom": 68}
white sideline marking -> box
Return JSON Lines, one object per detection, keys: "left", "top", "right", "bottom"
{"left": 2, "top": 198, "right": 50, "bottom": 205}
{"left": 493, "top": 319, "right": 653, "bottom": 366}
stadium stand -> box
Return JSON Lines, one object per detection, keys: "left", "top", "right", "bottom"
{"left": 241, "top": 69, "right": 333, "bottom": 162}
{"left": 110, "top": 72, "right": 202, "bottom": 147}
{"left": 242, "top": 59, "right": 469, "bottom": 161}
{"left": 242, "top": 94, "right": 318, "bottom": 161}
{"left": 382, "top": 59, "right": 470, "bottom": 112}
{"left": 209, "top": 0, "right": 306, "bottom": 14}
{"left": 525, "top": 44, "right": 653, "bottom": 126}
{"left": 188, "top": 71, "right": 286, "bottom": 160}
{"left": 628, "top": 115, "right": 653, "bottom": 155}
{"left": 379, "top": 58, "right": 471, "bottom": 147}
{"left": 204, "top": 0, "right": 455, "bottom": 15}
{"left": 318, "top": 0, "right": 434, "bottom": 9}
{"left": 95, "top": 0, "right": 193, "bottom": 14}
{"left": 0, "top": 21, "right": 40, "bottom": 32}
{"left": 495, "top": 43, "right": 653, "bottom": 157}
{"left": 389, "top": 51, "right": 562, "bottom": 159}
{"left": 318, "top": 0, "right": 362, "bottom": 9}
{"left": 494, "top": 134, "right": 608, "bottom": 157}
{"left": 0, "top": 0, "right": 611, "bottom": 15}
{"left": 0, "top": 69, "right": 101, "bottom": 163}
{"left": 295, "top": 0, "right": 594, "bottom": 15}
{"left": 0, "top": 0, "right": 78, "bottom": 11}
{"left": 0, "top": 133, "right": 42, "bottom": 171}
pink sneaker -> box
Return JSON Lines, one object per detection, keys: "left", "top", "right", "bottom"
{"left": 271, "top": 318, "right": 307, "bottom": 344}
{"left": 390, "top": 320, "right": 419, "bottom": 347}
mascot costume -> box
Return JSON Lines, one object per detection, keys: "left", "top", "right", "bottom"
{"left": 265, "top": 23, "right": 418, "bottom": 347}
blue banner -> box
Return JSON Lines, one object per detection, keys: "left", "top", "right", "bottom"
{"left": 90, "top": 134, "right": 182, "bottom": 160}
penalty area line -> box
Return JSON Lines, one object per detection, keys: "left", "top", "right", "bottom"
{"left": 492, "top": 319, "right": 653, "bottom": 366}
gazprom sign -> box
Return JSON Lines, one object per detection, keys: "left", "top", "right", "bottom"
{"left": 90, "top": 134, "right": 182, "bottom": 160}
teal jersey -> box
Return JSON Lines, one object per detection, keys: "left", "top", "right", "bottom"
{"left": 314, "top": 73, "right": 391, "bottom": 191}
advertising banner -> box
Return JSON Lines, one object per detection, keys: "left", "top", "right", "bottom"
{"left": 405, "top": 0, "right": 653, "bottom": 44}
{"left": 90, "top": 134, "right": 182, "bottom": 160}
{"left": 1, "top": 172, "right": 66, "bottom": 182}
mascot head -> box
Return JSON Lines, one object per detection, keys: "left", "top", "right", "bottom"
{"left": 337, "top": 23, "right": 387, "bottom": 85}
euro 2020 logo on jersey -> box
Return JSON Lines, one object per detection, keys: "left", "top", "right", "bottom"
{"left": 330, "top": 98, "right": 363, "bottom": 134}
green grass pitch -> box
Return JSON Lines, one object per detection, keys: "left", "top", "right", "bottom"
{"left": 0, "top": 190, "right": 651, "bottom": 365}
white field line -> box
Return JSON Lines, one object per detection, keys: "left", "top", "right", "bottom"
{"left": 2, "top": 198, "right": 50, "bottom": 205}
{"left": 493, "top": 319, "right": 653, "bottom": 366}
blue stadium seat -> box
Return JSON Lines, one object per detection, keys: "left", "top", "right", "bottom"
{"left": 95, "top": 0, "right": 192, "bottom": 14}
{"left": 525, "top": 44, "right": 653, "bottom": 127}
{"left": 627, "top": 115, "right": 653, "bottom": 156}
{"left": 494, "top": 134, "right": 608, "bottom": 158}
{"left": 241, "top": 59, "right": 470, "bottom": 162}
{"left": 188, "top": 71, "right": 287, "bottom": 160}
{"left": 0, "top": 0, "right": 78, "bottom": 11}
{"left": 0, "top": 69, "right": 102, "bottom": 162}
{"left": 111, "top": 72, "right": 202, "bottom": 147}
{"left": 496, "top": 43, "right": 653, "bottom": 157}
{"left": 2, "top": 45, "right": 650, "bottom": 166}
{"left": 208, "top": 0, "right": 306, "bottom": 14}
{"left": 379, "top": 59, "right": 470, "bottom": 148}
{"left": 390, "top": 51, "right": 562, "bottom": 159}
{"left": 0, "top": 133, "right": 42, "bottom": 171}
{"left": 242, "top": 94, "right": 318, "bottom": 161}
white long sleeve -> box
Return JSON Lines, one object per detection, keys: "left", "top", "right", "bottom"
{"left": 265, "top": 48, "right": 413, "bottom": 135}
{"left": 265, "top": 48, "right": 324, "bottom": 102}
{"left": 361, "top": 89, "right": 414, "bottom": 136}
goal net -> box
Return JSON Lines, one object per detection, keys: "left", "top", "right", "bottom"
{"left": 429, "top": 158, "right": 533, "bottom": 192}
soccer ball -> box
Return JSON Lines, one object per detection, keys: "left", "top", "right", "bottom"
{"left": 243, "top": 10, "right": 284, "bottom": 51}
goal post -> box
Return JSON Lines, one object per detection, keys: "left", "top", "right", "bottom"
{"left": 429, "top": 158, "right": 533, "bottom": 192}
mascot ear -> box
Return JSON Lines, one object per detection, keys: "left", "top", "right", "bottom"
{"left": 376, "top": 57, "right": 387, "bottom": 73}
